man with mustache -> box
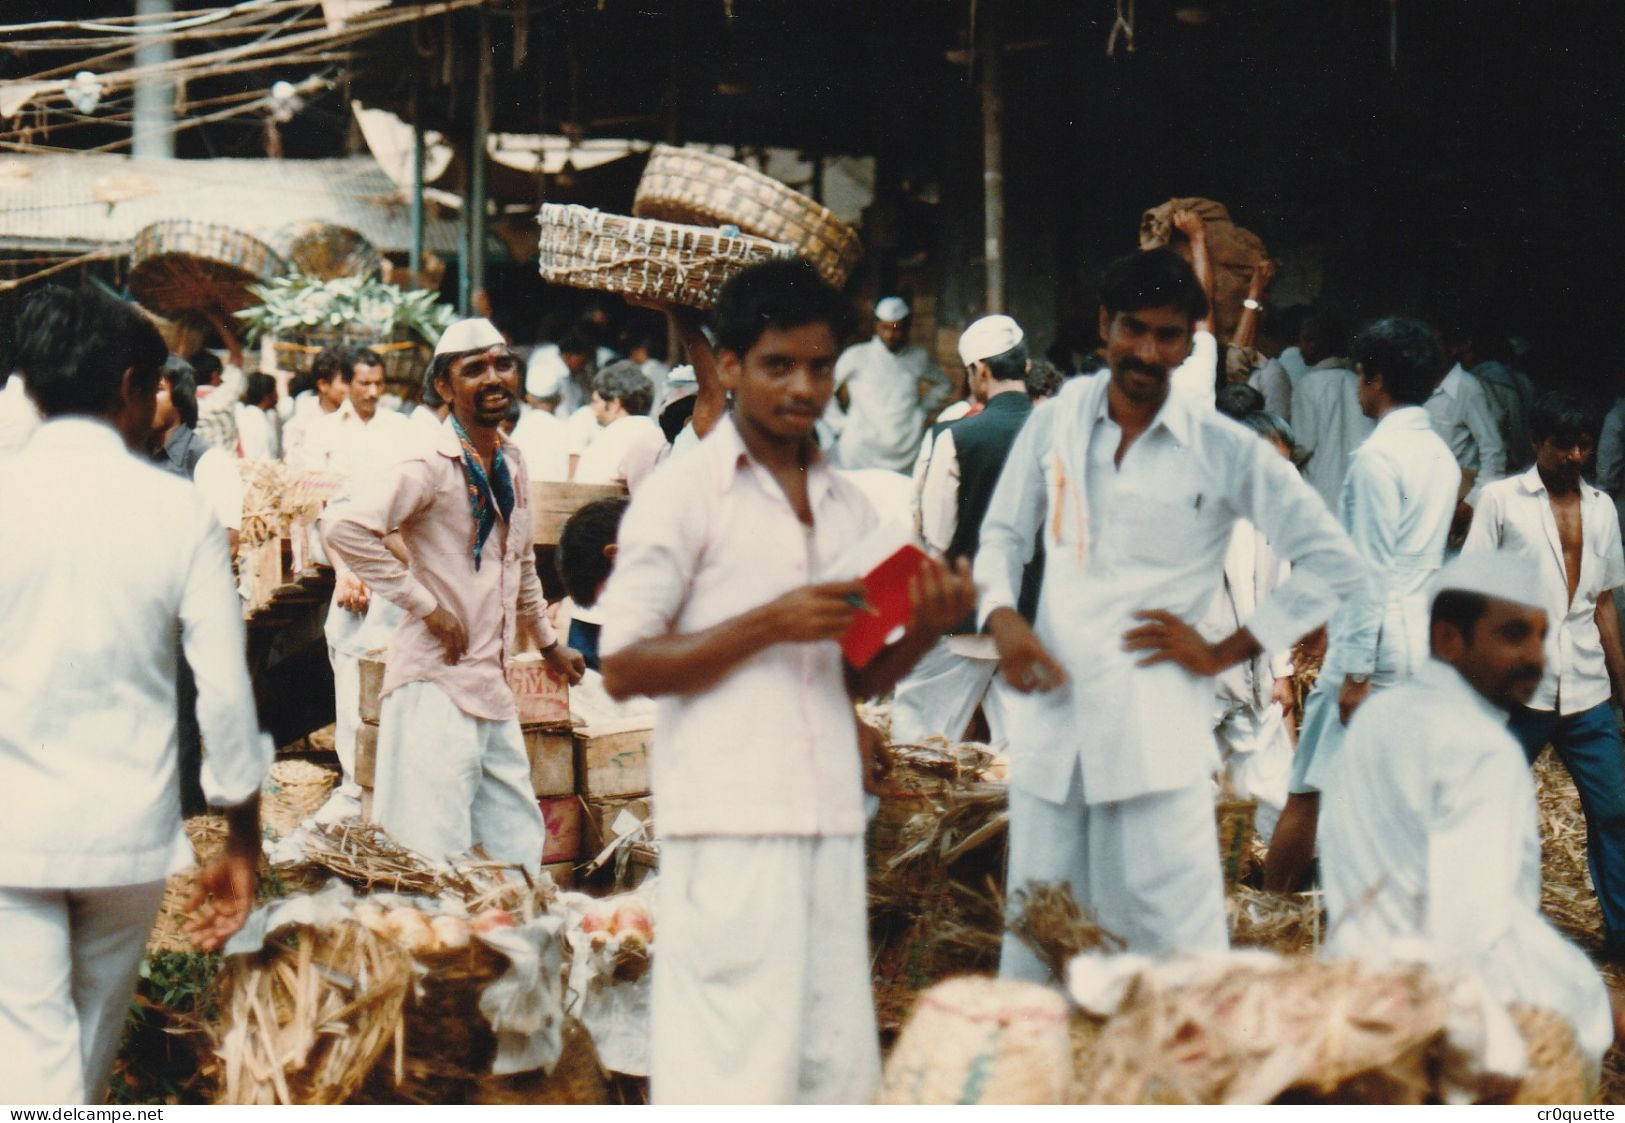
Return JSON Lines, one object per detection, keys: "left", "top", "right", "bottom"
{"left": 323, "top": 318, "right": 584, "bottom": 872}
{"left": 977, "top": 249, "right": 1362, "bottom": 971}
{"left": 1319, "top": 551, "right": 1619, "bottom": 1072}
{"left": 1463, "top": 391, "right": 1625, "bottom": 962}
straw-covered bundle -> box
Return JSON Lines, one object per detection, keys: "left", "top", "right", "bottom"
{"left": 1227, "top": 886, "right": 1323, "bottom": 956}
{"left": 1006, "top": 882, "right": 1124, "bottom": 984}
{"left": 129, "top": 219, "right": 288, "bottom": 319}
{"left": 296, "top": 820, "right": 460, "bottom": 898}
{"left": 879, "top": 976, "right": 1072, "bottom": 1105}
{"left": 537, "top": 204, "right": 795, "bottom": 310}
{"left": 634, "top": 144, "right": 863, "bottom": 289}
{"left": 262, "top": 759, "right": 338, "bottom": 840}
{"left": 203, "top": 920, "right": 415, "bottom": 1105}
{"left": 1068, "top": 957, "right": 1449, "bottom": 1104}
{"left": 238, "top": 460, "right": 342, "bottom": 549}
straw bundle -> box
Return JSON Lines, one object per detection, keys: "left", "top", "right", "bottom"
{"left": 203, "top": 920, "right": 414, "bottom": 1105}
{"left": 1534, "top": 752, "right": 1603, "bottom": 944}
{"left": 262, "top": 759, "right": 339, "bottom": 840}
{"left": 1006, "top": 882, "right": 1124, "bottom": 984}
{"left": 537, "top": 204, "right": 795, "bottom": 310}
{"left": 634, "top": 144, "right": 863, "bottom": 288}
{"left": 129, "top": 219, "right": 288, "bottom": 318}
{"left": 238, "top": 460, "right": 342, "bottom": 549}
{"left": 1068, "top": 958, "right": 1448, "bottom": 1104}
{"left": 1226, "top": 886, "right": 1323, "bottom": 955}
{"left": 298, "top": 821, "right": 453, "bottom": 897}
{"left": 879, "top": 976, "right": 1072, "bottom": 1105}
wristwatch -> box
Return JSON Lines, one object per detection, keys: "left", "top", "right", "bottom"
{"left": 1347, "top": 672, "right": 1372, "bottom": 685}
{"left": 1242, "top": 297, "right": 1263, "bottom": 311}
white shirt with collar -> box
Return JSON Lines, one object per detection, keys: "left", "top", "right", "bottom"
{"left": 1426, "top": 363, "right": 1506, "bottom": 503}
{"left": 1320, "top": 658, "right": 1612, "bottom": 1069}
{"left": 831, "top": 337, "right": 945, "bottom": 472}
{"left": 1463, "top": 466, "right": 1625, "bottom": 714}
{"left": 974, "top": 372, "right": 1363, "bottom": 805}
{"left": 598, "top": 415, "right": 880, "bottom": 838}
{"left": 1291, "top": 359, "right": 1373, "bottom": 513}
{"left": 572, "top": 413, "right": 668, "bottom": 494}
{"left": 1322, "top": 405, "right": 1460, "bottom": 679}
{"left": 295, "top": 398, "right": 413, "bottom": 476}
{"left": 0, "top": 419, "right": 271, "bottom": 887}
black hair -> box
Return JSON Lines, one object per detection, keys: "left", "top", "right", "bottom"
{"left": 558, "top": 331, "right": 595, "bottom": 358}
{"left": 1350, "top": 315, "right": 1441, "bottom": 406}
{"left": 12, "top": 285, "right": 167, "bottom": 418}
{"left": 1216, "top": 382, "right": 1265, "bottom": 420}
{"left": 1431, "top": 589, "right": 1489, "bottom": 644}
{"left": 1241, "top": 409, "right": 1299, "bottom": 459}
{"left": 556, "top": 496, "right": 631, "bottom": 607}
{"left": 243, "top": 372, "right": 277, "bottom": 407}
{"left": 311, "top": 345, "right": 350, "bottom": 386}
{"left": 162, "top": 355, "right": 199, "bottom": 429}
{"left": 658, "top": 393, "right": 698, "bottom": 443}
{"left": 1024, "top": 356, "right": 1062, "bottom": 401}
{"left": 982, "top": 341, "right": 1030, "bottom": 385}
{"left": 1528, "top": 389, "right": 1601, "bottom": 447}
{"left": 1098, "top": 249, "right": 1209, "bottom": 324}
{"left": 1299, "top": 309, "right": 1349, "bottom": 360}
{"left": 421, "top": 355, "right": 447, "bottom": 408}
{"left": 350, "top": 347, "right": 385, "bottom": 372}
{"left": 593, "top": 360, "right": 655, "bottom": 417}
{"left": 712, "top": 258, "right": 853, "bottom": 358}
{"left": 187, "top": 349, "right": 224, "bottom": 385}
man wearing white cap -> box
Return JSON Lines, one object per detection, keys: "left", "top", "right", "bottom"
{"left": 323, "top": 319, "right": 585, "bottom": 871}
{"left": 977, "top": 250, "right": 1362, "bottom": 969}
{"left": 1320, "top": 550, "right": 1618, "bottom": 1072}
{"left": 827, "top": 296, "right": 949, "bottom": 473}
{"left": 894, "top": 314, "right": 1035, "bottom": 745}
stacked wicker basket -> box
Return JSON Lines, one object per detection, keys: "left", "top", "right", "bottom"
{"left": 538, "top": 145, "right": 863, "bottom": 307}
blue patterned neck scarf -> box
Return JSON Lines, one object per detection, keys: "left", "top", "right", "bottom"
{"left": 450, "top": 415, "right": 515, "bottom": 570}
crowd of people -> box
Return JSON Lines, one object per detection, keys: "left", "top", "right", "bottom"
{"left": 3, "top": 215, "right": 1625, "bottom": 1105}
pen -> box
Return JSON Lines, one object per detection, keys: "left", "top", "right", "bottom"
{"left": 846, "top": 592, "right": 882, "bottom": 616}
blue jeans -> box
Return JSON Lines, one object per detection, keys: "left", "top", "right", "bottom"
{"left": 1510, "top": 700, "right": 1625, "bottom": 953}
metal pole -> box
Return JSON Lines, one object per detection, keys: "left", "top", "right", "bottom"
{"left": 409, "top": 85, "right": 425, "bottom": 285}
{"left": 132, "top": 0, "right": 176, "bottom": 158}
{"left": 466, "top": 6, "right": 492, "bottom": 313}
{"left": 978, "top": 0, "right": 1005, "bottom": 313}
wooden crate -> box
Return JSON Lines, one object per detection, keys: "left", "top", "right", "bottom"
{"left": 525, "top": 728, "right": 575, "bottom": 797}
{"left": 539, "top": 794, "right": 584, "bottom": 864}
{"left": 583, "top": 796, "right": 652, "bottom": 857}
{"left": 574, "top": 720, "right": 652, "bottom": 800}
{"left": 531, "top": 481, "right": 627, "bottom": 547}
{"left": 358, "top": 651, "right": 387, "bottom": 724}
{"left": 507, "top": 653, "right": 572, "bottom": 727}
{"left": 355, "top": 721, "right": 379, "bottom": 788}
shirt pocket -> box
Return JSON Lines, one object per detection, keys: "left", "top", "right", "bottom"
{"left": 1116, "top": 487, "right": 1211, "bottom": 566}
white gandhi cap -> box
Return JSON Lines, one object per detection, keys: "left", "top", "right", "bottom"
{"left": 1429, "top": 549, "right": 1545, "bottom": 614}
{"left": 958, "top": 314, "right": 1025, "bottom": 367}
{"left": 433, "top": 317, "right": 505, "bottom": 359}
{"left": 874, "top": 296, "right": 910, "bottom": 323}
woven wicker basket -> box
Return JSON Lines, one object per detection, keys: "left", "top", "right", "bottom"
{"left": 266, "top": 221, "right": 382, "bottom": 281}
{"left": 129, "top": 219, "right": 288, "bottom": 318}
{"left": 268, "top": 326, "right": 428, "bottom": 392}
{"left": 634, "top": 144, "right": 862, "bottom": 289}
{"left": 537, "top": 203, "right": 794, "bottom": 310}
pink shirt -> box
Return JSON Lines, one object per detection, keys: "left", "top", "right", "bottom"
{"left": 322, "top": 418, "right": 555, "bottom": 721}
{"left": 598, "top": 415, "right": 879, "bottom": 838}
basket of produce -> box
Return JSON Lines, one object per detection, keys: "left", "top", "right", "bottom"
{"left": 129, "top": 219, "right": 289, "bottom": 319}
{"left": 266, "top": 221, "right": 382, "bottom": 281}
{"left": 537, "top": 203, "right": 795, "bottom": 310}
{"left": 634, "top": 144, "right": 863, "bottom": 288}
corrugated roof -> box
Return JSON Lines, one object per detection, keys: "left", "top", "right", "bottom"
{"left": 0, "top": 153, "right": 461, "bottom": 255}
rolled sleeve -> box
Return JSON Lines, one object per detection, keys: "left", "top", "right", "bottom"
{"left": 321, "top": 460, "right": 439, "bottom": 619}
{"left": 180, "top": 506, "right": 272, "bottom": 805}
{"left": 599, "top": 473, "right": 699, "bottom": 656}
{"left": 974, "top": 403, "right": 1051, "bottom": 627}
{"left": 1236, "top": 436, "right": 1363, "bottom": 653}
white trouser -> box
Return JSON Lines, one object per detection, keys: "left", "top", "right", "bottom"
{"left": 652, "top": 835, "right": 880, "bottom": 1105}
{"left": 0, "top": 881, "right": 165, "bottom": 1104}
{"left": 1000, "top": 769, "right": 1229, "bottom": 979}
{"left": 1214, "top": 700, "right": 1292, "bottom": 846}
{"left": 890, "top": 639, "right": 1007, "bottom": 746}
{"left": 328, "top": 644, "right": 362, "bottom": 797}
{"left": 373, "top": 680, "right": 543, "bottom": 874}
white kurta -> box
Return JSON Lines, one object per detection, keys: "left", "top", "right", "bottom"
{"left": 831, "top": 337, "right": 945, "bottom": 472}
{"left": 1292, "top": 406, "right": 1459, "bottom": 793}
{"left": 1464, "top": 467, "right": 1625, "bottom": 715}
{"left": 1426, "top": 364, "right": 1506, "bottom": 504}
{"left": 1320, "top": 659, "right": 1613, "bottom": 1069}
{"left": 1291, "top": 360, "right": 1373, "bottom": 513}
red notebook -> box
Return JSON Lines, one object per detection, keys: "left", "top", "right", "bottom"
{"left": 841, "top": 544, "right": 932, "bottom": 669}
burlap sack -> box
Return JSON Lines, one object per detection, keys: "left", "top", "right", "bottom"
{"left": 1138, "top": 197, "right": 1268, "bottom": 344}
